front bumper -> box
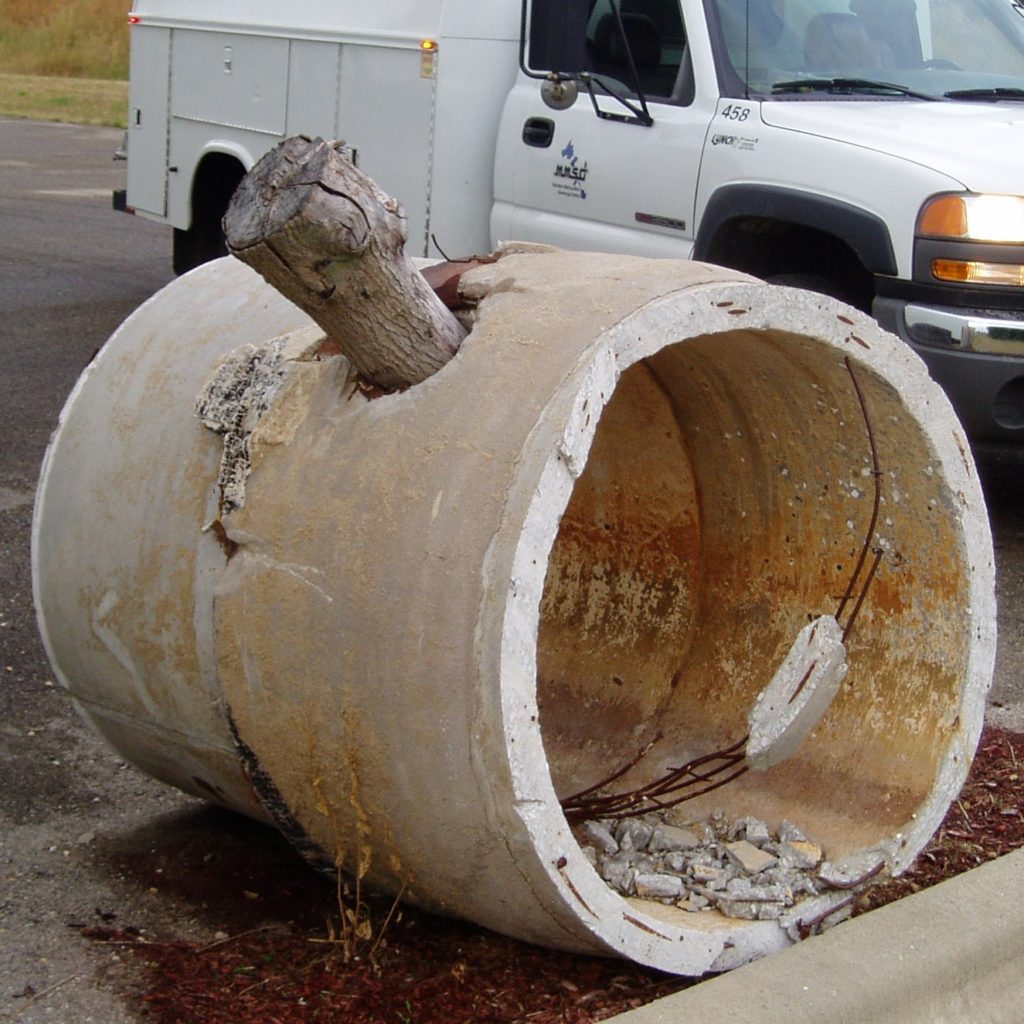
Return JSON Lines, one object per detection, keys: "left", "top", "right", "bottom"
{"left": 874, "top": 296, "right": 1024, "bottom": 444}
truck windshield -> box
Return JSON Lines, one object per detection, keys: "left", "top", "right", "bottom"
{"left": 705, "top": 0, "right": 1024, "bottom": 100}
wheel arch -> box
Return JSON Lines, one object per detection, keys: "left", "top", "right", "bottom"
{"left": 186, "top": 143, "right": 252, "bottom": 230}
{"left": 693, "top": 185, "right": 897, "bottom": 302}
{"left": 173, "top": 144, "right": 253, "bottom": 275}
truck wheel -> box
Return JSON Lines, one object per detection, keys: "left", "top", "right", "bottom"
{"left": 172, "top": 218, "right": 228, "bottom": 276}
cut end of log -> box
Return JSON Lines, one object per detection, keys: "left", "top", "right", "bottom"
{"left": 224, "top": 136, "right": 338, "bottom": 253}
{"left": 223, "top": 135, "right": 467, "bottom": 390}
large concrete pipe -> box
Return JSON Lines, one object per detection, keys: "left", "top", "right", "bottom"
{"left": 33, "top": 250, "right": 994, "bottom": 975}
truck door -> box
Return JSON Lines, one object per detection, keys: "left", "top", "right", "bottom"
{"left": 494, "top": 0, "right": 713, "bottom": 257}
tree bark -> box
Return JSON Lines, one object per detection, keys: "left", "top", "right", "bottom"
{"left": 223, "top": 136, "right": 467, "bottom": 390}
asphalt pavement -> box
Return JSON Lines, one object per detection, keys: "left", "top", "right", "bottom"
{"left": 0, "top": 118, "right": 1022, "bottom": 1022}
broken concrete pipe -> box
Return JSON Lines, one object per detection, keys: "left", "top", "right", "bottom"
{"left": 32, "top": 250, "right": 994, "bottom": 976}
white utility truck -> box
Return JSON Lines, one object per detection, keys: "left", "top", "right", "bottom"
{"left": 116, "top": 0, "right": 1024, "bottom": 443}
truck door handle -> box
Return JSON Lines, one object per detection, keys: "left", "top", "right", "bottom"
{"left": 522, "top": 117, "right": 555, "bottom": 148}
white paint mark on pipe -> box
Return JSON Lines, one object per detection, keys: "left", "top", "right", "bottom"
{"left": 239, "top": 552, "right": 335, "bottom": 604}
{"left": 90, "top": 591, "right": 160, "bottom": 718}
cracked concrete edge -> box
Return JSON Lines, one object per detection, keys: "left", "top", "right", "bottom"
{"left": 606, "top": 849, "right": 1024, "bottom": 1024}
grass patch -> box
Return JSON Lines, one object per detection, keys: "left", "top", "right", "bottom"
{"left": 0, "top": 0, "right": 130, "bottom": 79}
{"left": 0, "top": 0, "right": 129, "bottom": 124}
{"left": 0, "top": 73, "right": 128, "bottom": 126}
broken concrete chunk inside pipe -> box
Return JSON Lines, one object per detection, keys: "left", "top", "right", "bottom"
{"left": 746, "top": 615, "right": 848, "bottom": 772}
{"left": 32, "top": 248, "right": 995, "bottom": 977}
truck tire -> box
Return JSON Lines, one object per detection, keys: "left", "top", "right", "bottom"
{"left": 172, "top": 218, "right": 228, "bottom": 276}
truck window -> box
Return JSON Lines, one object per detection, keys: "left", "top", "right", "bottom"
{"left": 706, "top": 0, "right": 1024, "bottom": 98}
{"left": 928, "top": 0, "right": 1024, "bottom": 72}
{"left": 712, "top": 0, "right": 801, "bottom": 86}
{"left": 584, "top": 0, "right": 694, "bottom": 102}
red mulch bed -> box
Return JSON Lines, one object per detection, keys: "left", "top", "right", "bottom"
{"left": 84, "top": 726, "right": 1023, "bottom": 1023}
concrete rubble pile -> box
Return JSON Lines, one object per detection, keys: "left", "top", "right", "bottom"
{"left": 579, "top": 812, "right": 879, "bottom": 935}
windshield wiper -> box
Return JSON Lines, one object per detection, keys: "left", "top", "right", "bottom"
{"left": 944, "top": 87, "right": 1024, "bottom": 101}
{"left": 771, "top": 77, "right": 941, "bottom": 101}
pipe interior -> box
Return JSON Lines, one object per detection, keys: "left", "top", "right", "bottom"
{"left": 537, "top": 327, "right": 970, "bottom": 859}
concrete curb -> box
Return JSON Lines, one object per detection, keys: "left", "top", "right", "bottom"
{"left": 607, "top": 849, "right": 1024, "bottom": 1023}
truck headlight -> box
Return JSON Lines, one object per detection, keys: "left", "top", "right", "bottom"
{"left": 919, "top": 193, "right": 1024, "bottom": 243}
{"left": 917, "top": 193, "right": 1024, "bottom": 288}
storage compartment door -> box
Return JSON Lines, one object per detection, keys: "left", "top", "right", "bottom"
{"left": 126, "top": 26, "right": 171, "bottom": 217}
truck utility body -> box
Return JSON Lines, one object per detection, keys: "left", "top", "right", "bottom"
{"left": 121, "top": 0, "right": 1024, "bottom": 444}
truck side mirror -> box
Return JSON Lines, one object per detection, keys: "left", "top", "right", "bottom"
{"left": 541, "top": 76, "right": 581, "bottom": 110}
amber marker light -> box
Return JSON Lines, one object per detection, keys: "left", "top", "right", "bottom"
{"left": 932, "top": 259, "right": 1024, "bottom": 287}
{"left": 419, "top": 38, "right": 438, "bottom": 78}
{"left": 918, "top": 195, "right": 968, "bottom": 238}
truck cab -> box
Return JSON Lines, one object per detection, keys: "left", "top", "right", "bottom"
{"left": 495, "top": 0, "right": 1024, "bottom": 444}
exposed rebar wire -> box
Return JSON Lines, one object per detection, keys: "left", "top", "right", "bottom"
{"left": 560, "top": 732, "right": 664, "bottom": 807}
{"left": 835, "top": 356, "right": 883, "bottom": 631}
{"left": 561, "top": 737, "right": 749, "bottom": 823}
{"left": 841, "top": 547, "right": 884, "bottom": 644}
